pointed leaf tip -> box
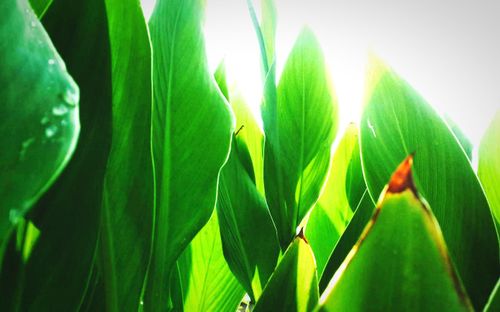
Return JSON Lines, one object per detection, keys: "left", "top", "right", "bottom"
{"left": 387, "top": 153, "right": 417, "bottom": 195}
{"left": 297, "top": 227, "right": 309, "bottom": 244}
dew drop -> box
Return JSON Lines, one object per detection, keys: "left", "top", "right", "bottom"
{"left": 40, "top": 116, "right": 50, "bottom": 125}
{"left": 48, "top": 59, "right": 55, "bottom": 66}
{"left": 45, "top": 125, "right": 58, "bottom": 138}
{"left": 140, "top": 300, "right": 144, "bottom": 306}
{"left": 30, "top": 21, "right": 36, "bottom": 28}
{"left": 52, "top": 104, "right": 68, "bottom": 116}
{"left": 61, "top": 88, "right": 78, "bottom": 107}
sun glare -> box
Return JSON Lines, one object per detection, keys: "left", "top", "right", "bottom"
{"left": 141, "top": 0, "right": 500, "bottom": 152}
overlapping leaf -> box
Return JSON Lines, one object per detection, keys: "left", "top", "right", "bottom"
{"left": 7, "top": 0, "right": 113, "bottom": 309}
{"left": 144, "top": 0, "right": 233, "bottom": 308}
{"left": 214, "top": 66, "right": 279, "bottom": 301}
{"left": 263, "top": 28, "right": 338, "bottom": 249}
{"left": 254, "top": 235, "right": 319, "bottom": 312}
{"left": 0, "top": 0, "right": 79, "bottom": 258}
{"left": 176, "top": 212, "right": 245, "bottom": 312}
{"left": 306, "top": 124, "right": 361, "bottom": 276}
{"left": 319, "top": 156, "right": 473, "bottom": 311}
{"left": 360, "top": 57, "right": 499, "bottom": 308}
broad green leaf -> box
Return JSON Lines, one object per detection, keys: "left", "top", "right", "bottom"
{"left": 479, "top": 111, "right": 500, "bottom": 224}
{"left": 29, "top": 0, "right": 52, "bottom": 17}
{"left": 254, "top": 235, "right": 319, "bottom": 312}
{"left": 360, "top": 57, "right": 499, "bottom": 308}
{"left": 484, "top": 279, "right": 500, "bottom": 312}
{"left": 306, "top": 124, "right": 360, "bottom": 276}
{"left": 16, "top": 0, "right": 113, "bottom": 309}
{"left": 318, "top": 190, "right": 374, "bottom": 291}
{"left": 319, "top": 156, "right": 473, "bottom": 311}
{"left": 145, "top": 0, "right": 233, "bottom": 309}
{"left": 0, "top": 0, "right": 79, "bottom": 256}
{"left": 215, "top": 65, "right": 279, "bottom": 300}
{"left": 98, "top": 0, "right": 153, "bottom": 310}
{"left": 177, "top": 212, "right": 245, "bottom": 312}
{"left": 217, "top": 135, "right": 280, "bottom": 300}
{"left": 263, "top": 28, "right": 338, "bottom": 249}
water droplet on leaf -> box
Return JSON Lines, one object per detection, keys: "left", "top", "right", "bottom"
{"left": 52, "top": 104, "right": 68, "bottom": 116}
{"left": 48, "top": 59, "right": 55, "bottom": 66}
{"left": 45, "top": 125, "right": 58, "bottom": 138}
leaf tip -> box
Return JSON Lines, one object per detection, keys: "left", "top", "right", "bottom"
{"left": 296, "top": 227, "right": 309, "bottom": 244}
{"left": 387, "top": 153, "right": 418, "bottom": 195}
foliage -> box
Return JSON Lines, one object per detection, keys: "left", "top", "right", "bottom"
{"left": 1, "top": 0, "right": 498, "bottom": 311}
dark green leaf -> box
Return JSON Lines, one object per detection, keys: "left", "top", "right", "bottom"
{"left": 319, "top": 156, "right": 473, "bottom": 311}
{"left": 484, "top": 279, "right": 500, "bottom": 312}
{"left": 144, "top": 0, "right": 233, "bottom": 308}
{"left": 0, "top": 0, "right": 79, "bottom": 256}
{"left": 18, "top": 0, "right": 112, "bottom": 308}
{"left": 360, "top": 57, "right": 499, "bottom": 308}
{"left": 98, "top": 0, "right": 153, "bottom": 310}
{"left": 263, "top": 28, "right": 338, "bottom": 249}
{"left": 29, "top": 0, "right": 52, "bottom": 17}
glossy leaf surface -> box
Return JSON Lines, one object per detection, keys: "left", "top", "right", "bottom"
{"left": 478, "top": 111, "right": 500, "bottom": 224}
{"left": 0, "top": 0, "right": 79, "bottom": 254}
{"left": 14, "top": 0, "right": 113, "bottom": 309}
{"left": 319, "top": 156, "right": 473, "bottom": 311}
{"left": 360, "top": 58, "right": 499, "bottom": 308}
{"left": 254, "top": 236, "right": 318, "bottom": 312}
{"left": 145, "top": 0, "right": 233, "bottom": 308}
{"left": 263, "top": 28, "right": 338, "bottom": 249}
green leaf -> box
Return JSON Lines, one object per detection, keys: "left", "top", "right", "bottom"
{"left": 254, "top": 235, "right": 319, "bottom": 312}
{"left": 145, "top": 0, "right": 233, "bottom": 308}
{"left": 360, "top": 57, "right": 499, "bottom": 309}
{"left": 29, "top": 0, "right": 52, "bottom": 17}
{"left": 15, "top": 0, "right": 113, "bottom": 309}
{"left": 306, "top": 124, "right": 360, "bottom": 277}
{"left": 319, "top": 190, "right": 374, "bottom": 291}
{"left": 319, "top": 156, "right": 473, "bottom": 311}
{"left": 217, "top": 135, "right": 280, "bottom": 300}
{"left": 263, "top": 28, "right": 338, "bottom": 249}
{"left": 177, "top": 212, "right": 245, "bottom": 312}
{"left": 215, "top": 65, "right": 279, "bottom": 300}
{"left": 0, "top": 0, "right": 79, "bottom": 256}
{"left": 484, "top": 279, "right": 500, "bottom": 312}
{"left": 478, "top": 111, "right": 500, "bottom": 225}
{"left": 98, "top": 0, "right": 153, "bottom": 310}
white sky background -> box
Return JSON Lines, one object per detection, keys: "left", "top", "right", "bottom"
{"left": 140, "top": 0, "right": 500, "bottom": 152}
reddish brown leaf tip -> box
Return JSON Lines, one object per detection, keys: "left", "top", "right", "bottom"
{"left": 297, "top": 227, "right": 309, "bottom": 244}
{"left": 388, "top": 153, "right": 418, "bottom": 195}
